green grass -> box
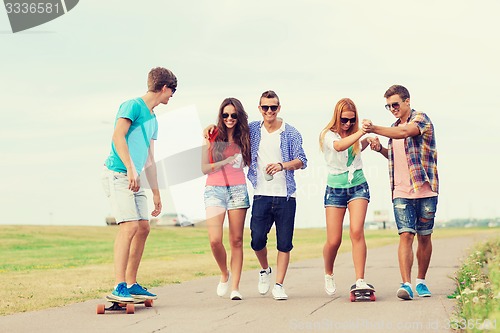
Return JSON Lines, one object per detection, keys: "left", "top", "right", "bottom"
{"left": 0, "top": 225, "right": 497, "bottom": 315}
{"left": 0, "top": 226, "right": 114, "bottom": 271}
{"left": 449, "top": 237, "right": 500, "bottom": 332}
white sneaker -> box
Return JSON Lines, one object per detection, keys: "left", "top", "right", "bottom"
{"left": 230, "top": 290, "right": 243, "bottom": 300}
{"left": 272, "top": 283, "right": 288, "bottom": 300}
{"left": 216, "top": 271, "right": 230, "bottom": 297}
{"left": 324, "top": 274, "right": 336, "bottom": 296}
{"left": 258, "top": 267, "right": 272, "bottom": 295}
{"left": 355, "top": 279, "right": 370, "bottom": 290}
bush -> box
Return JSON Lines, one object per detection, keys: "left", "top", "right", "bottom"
{"left": 450, "top": 238, "right": 500, "bottom": 332}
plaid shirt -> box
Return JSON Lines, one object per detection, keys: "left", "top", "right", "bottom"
{"left": 387, "top": 109, "right": 439, "bottom": 194}
{"left": 247, "top": 120, "right": 307, "bottom": 199}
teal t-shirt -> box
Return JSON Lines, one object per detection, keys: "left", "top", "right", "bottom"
{"left": 327, "top": 146, "right": 366, "bottom": 188}
{"left": 105, "top": 98, "right": 158, "bottom": 174}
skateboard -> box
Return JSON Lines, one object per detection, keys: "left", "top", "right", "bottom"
{"left": 350, "top": 284, "right": 376, "bottom": 302}
{"left": 96, "top": 296, "right": 154, "bottom": 314}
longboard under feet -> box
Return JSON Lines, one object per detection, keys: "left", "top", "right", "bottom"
{"left": 96, "top": 296, "right": 154, "bottom": 314}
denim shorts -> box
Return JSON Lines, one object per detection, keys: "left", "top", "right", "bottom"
{"left": 101, "top": 167, "right": 149, "bottom": 223}
{"left": 250, "top": 195, "right": 296, "bottom": 253}
{"left": 393, "top": 196, "right": 438, "bottom": 235}
{"left": 204, "top": 185, "right": 250, "bottom": 210}
{"left": 324, "top": 182, "right": 370, "bottom": 208}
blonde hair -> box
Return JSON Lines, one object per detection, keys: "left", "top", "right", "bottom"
{"left": 319, "top": 98, "right": 360, "bottom": 155}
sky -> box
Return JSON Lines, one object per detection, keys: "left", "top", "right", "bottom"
{"left": 1, "top": 0, "right": 499, "bottom": 228}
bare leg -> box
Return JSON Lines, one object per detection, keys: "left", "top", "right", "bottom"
{"left": 348, "top": 199, "right": 368, "bottom": 280}
{"left": 275, "top": 251, "right": 290, "bottom": 284}
{"left": 206, "top": 206, "right": 229, "bottom": 282}
{"left": 416, "top": 233, "right": 432, "bottom": 279}
{"left": 227, "top": 208, "right": 247, "bottom": 291}
{"left": 114, "top": 221, "right": 139, "bottom": 285}
{"left": 398, "top": 232, "right": 415, "bottom": 283}
{"left": 126, "top": 219, "right": 150, "bottom": 284}
{"left": 323, "top": 207, "right": 345, "bottom": 275}
{"left": 255, "top": 247, "right": 269, "bottom": 270}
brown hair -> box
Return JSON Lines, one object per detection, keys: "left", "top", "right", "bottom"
{"left": 147, "top": 67, "right": 177, "bottom": 92}
{"left": 319, "top": 98, "right": 361, "bottom": 155}
{"left": 210, "top": 98, "right": 251, "bottom": 166}
{"left": 260, "top": 90, "right": 280, "bottom": 105}
{"left": 384, "top": 85, "right": 410, "bottom": 100}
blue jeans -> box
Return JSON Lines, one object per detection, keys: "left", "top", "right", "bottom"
{"left": 393, "top": 196, "right": 438, "bottom": 235}
{"left": 250, "top": 196, "right": 296, "bottom": 252}
{"left": 324, "top": 182, "right": 370, "bottom": 208}
{"left": 204, "top": 185, "right": 250, "bottom": 210}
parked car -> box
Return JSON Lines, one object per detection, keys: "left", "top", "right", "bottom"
{"left": 157, "top": 213, "right": 194, "bottom": 227}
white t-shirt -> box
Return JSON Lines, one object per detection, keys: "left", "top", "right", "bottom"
{"left": 322, "top": 130, "right": 363, "bottom": 183}
{"left": 254, "top": 121, "right": 288, "bottom": 197}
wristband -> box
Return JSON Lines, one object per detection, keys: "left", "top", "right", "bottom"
{"left": 278, "top": 162, "right": 284, "bottom": 171}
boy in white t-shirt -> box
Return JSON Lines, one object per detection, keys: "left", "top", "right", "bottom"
{"left": 247, "top": 90, "right": 307, "bottom": 300}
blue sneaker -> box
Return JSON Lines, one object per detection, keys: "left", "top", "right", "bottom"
{"left": 397, "top": 284, "right": 414, "bottom": 300}
{"left": 110, "top": 282, "right": 134, "bottom": 302}
{"left": 128, "top": 283, "right": 157, "bottom": 300}
{"left": 416, "top": 283, "right": 432, "bottom": 297}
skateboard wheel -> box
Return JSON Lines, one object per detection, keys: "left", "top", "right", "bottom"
{"left": 96, "top": 304, "right": 105, "bottom": 314}
{"left": 126, "top": 303, "right": 135, "bottom": 314}
{"left": 370, "top": 294, "right": 376, "bottom": 301}
{"left": 144, "top": 299, "right": 153, "bottom": 307}
{"left": 350, "top": 293, "right": 355, "bottom": 302}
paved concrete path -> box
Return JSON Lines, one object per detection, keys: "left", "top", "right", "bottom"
{"left": 0, "top": 234, "right": 489, "bottom": 333}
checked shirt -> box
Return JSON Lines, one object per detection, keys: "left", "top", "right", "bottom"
{"left": 387, "top": 109, "right": 439, "bottom": 194}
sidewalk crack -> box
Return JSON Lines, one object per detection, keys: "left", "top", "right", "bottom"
{"left": 310, "top": 298, "right": 335, "bottom": 315}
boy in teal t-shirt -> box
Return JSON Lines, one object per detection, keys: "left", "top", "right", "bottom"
{"left": 102, "top": 67, "right": 177, "bottom": 302}
{"left": 105, "top": 98, "right": 158, "bottom": 174}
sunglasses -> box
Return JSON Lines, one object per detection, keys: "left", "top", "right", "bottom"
{"left": 340, "top": 117, "right": 356, "bottom": 124}
{"left": 260, "top": 105, "right": 279, "bottom": 112}
{"left": 169, "top": 87, "right": 176, "bottom": 94}
{"left": 222, "top": 113, "right": 238, "bottom": 119}
{"left": 384, "top": 102, "right": 401, "bottom": 110}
